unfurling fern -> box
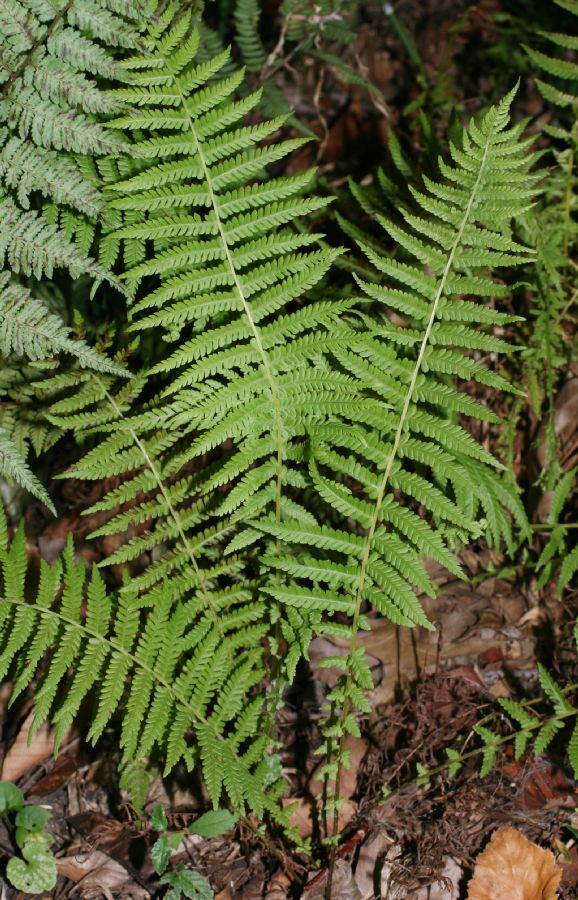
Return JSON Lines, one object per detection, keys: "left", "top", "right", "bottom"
{"left": 257, "top": 89, "right": 540, "bottom": 837}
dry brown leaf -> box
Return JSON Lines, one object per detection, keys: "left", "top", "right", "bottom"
{"left": 305, "top": 860, "right": 362, "bottom": 898}
{"left": 467, "top": 828, "right": 561, "bottom": 900}
{"left": 283, "top": 796, "right": 357, "bottom": 839}
{"left": 354, "top": 831, "right": 392, "bottom": 896}
{"left": 1, "top": 711, "right": 72, "bottom": 782}
{"left": 264, "top": 872, "right": 291, "bottom": 899}
{"left": 538, "top": 377, "right": 578, "bottom": 472}
{"left": 310, "top": 735, "right": 367, "bottom": 800}
{"left": 57, "top": 850, "right": 148, "bottom": 899}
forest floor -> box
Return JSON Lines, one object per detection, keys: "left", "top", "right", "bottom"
{"left": 1, "top": 0, "right": 578, "bottom": 897}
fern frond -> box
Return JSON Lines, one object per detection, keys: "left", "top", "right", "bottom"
{"left": 0, "top": 508, "right": 293, "bottom": 825}
{"left": 524, "top": 1, "right": 578, "bottom": 141}
{"left": 0, "top": 0, "right": 150, "bottom": 292}
{"left": 26, "top": 9, "right": 358, "bottom": 818}
{"left": 61, "top": 12, "right": 345, "bottom": 592}
{"left": 0, "top": 192, "right": 112, "bottom": 282}
{"left": 0, "top": 273, "right": 127, "bottom": 375}
{"left": 0, "top": 428, "right": 55, "bottom": 512}
{"left": 261, "top": 90, "right": 540, "bottom": 831}
{"left": 234, "top": 0, "right": 266, "bottom": 74}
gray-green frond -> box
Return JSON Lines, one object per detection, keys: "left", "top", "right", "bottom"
{"left": 0, "top": 272, "right": 128, "bottom": 376}
{"left": 0, "top": 506, "right": 293, "bottom": 826}
{"left": 0, "top": 193, "right": 111, "bottom": 282}
{"left": 0, "top": 269, "right": 129, "bottom": 509}
{"left": 0, "top": 428, "right": 54, "bottom": 512}
{"left": 0, "top": 0, "right": 148, "bottom": 286}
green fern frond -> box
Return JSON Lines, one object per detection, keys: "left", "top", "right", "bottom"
{"left": 260, "top": 90, "right": 540, "bottom": 832}
{"left": 267, "top": 89, "right": 538, "bottom": 622}
{"left": 0, "top": 508, "right": 294, "bottom": 825}
{"left": 524, "top": 1, "right": 578, "bottom": 140}
{"left": 559, "top": 544, "right": 578, "bottom": 594}
{"left": 60, "top": 12, "right": 344, "bottom": 595}
{"left": 534, "top": 468, "right": 577, "bottom": 594}
{"left": 234, "top": 0, "right": 266, "bottom": 74}
{"left": 568, "top": 717, "right": 578, "bottom": 778}
{"left": 29, "top": 9, "right": 359, "bottom": 817}
{"left": 474, "top": 725, "right": 499, "bottom": 778}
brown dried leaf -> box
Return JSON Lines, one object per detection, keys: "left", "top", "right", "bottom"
{"left": 265, "top": 872, "right": 291, "bottom": 899}
{"left": 535, "top": 377, "right": 578, "bottom": 479}
{"left": 467, "top": 828, "right": 561, "bottom": 900}
{"left": 1, "top": 711, "right": 72, "bottom": 782}
{"left": 354, "top": 831, "right": 392, "bottom": 896}
{"left": 57, "top": 850, "right": 148, "bottom": 899}
{"left": 283, "top": 796, "right": 357, "bottom": 840}
{"left": 305, "top": 860, "right": 362, "bottom": 899}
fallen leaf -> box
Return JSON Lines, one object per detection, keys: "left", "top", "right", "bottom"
{"left": 354, "top": 831, "right": 391, "bottom": 896}
{"left": 283, "top": 797, "right": 357, "bottom": 840}
{"left": 265, "top": 871, "right": 291, "bottom": 898}
{"left": 28, "top": 755, "right": 78, "bottom": 797}
{"left": 310, "top": 735, "right": 367, "bottom": 801}
{"left": 557, "top": 843, "right": 578, "bottom": 892}
{"left": 304, "top": 860, "right": 362, "bottom": 898}
{"left": 499, "top": 757, "right": 575, "bottom": 811}
{"left": 467, "top": 828, "right": 561, "bottom": 900}
{"left": 57, "top": 850, "right": 148, "bottom": 899}
{"left": 546, "top": 378, "right": 578, "bottom": 471}
{"left": 1, "top": 712, "right": 72, "bottom": 782}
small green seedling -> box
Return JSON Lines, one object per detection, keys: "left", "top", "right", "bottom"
{"left": 0, "top": 782, "right": 57, "bottom": 893}
{"left": 151, "top": 805, "right": 238, "bottom": 900}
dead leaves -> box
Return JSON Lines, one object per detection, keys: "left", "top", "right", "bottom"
{"left": 304, "top": 860, "right": 362, "bottom": 899}
{"left": 0, "top": 711, "right": 74, "bottom": 783}
{"left": 467, "top": 828, "right": 561, "bottom": 900}
{"left": 57, "top": 851, "right": 149, "bottom": 900}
